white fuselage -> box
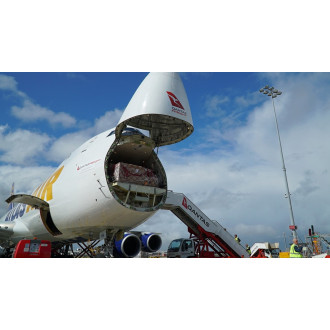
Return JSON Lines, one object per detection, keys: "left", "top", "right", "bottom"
{"left": 1, "top": 128, "right": 161, "bottom": 244}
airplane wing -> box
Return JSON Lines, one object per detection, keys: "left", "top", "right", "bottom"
{"left": 0, "top": 195, "right": 49, "bottom": 246}
{"left": 1, "top": 193, "right": 48, "bottom": 246}
{"left": 6, "top": 194, "right": 49, "bottom": 210}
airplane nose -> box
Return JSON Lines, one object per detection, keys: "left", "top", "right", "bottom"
{"left": 115, "top": 72, "right": 194, "bottom": 146}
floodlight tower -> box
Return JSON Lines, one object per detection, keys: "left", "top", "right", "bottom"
{"left": 259, "top": 86, "right": 298, "bottom": 240}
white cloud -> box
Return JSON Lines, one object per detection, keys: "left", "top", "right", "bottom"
{"left": 0, "top": 75, "right": 123, "bottom": 166}
{"left": 0, "top": 74, "right": 26, "bottom": 98}
{"left": 0, "top": 165, "right": 55, "bottom": 215}
{"left": 11, "top": 100, "right": 76, "bottom": 128}
{"left": 46, "top": 109, "right": 123, "bottom": 162}
{"left": 0, "top": 74, "right": 17, "bottom": 91}
{"left": 204, "top": 95, "right": 229, "bottom": 117}
{"left": 46, "top": 131, "right": 90, "bottom": 162}
{"left": 0, "top": 73, "right": 77, "bottom": 128}
{"left": 234, "top": 92, "right": 260, "bottom": 108}
{"left": 0, "top": 125, "right": 52, "bottom": 165}
{"left": 0, "top": 106, "right": 123, "bottom": 166}
{"left": 93, "top": 109, "right": 123, "bottom": 134}
{"left": 140, "top": 73, "right": 330, "bottom": 250}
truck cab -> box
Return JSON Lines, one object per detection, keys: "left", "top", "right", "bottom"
{"left": 250, "top": 242, "right": 280, "bottom": 258}
{"left": 167, "top": 238, "right": 195, "bottom": 258}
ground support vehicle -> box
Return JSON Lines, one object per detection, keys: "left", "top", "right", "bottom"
{"left": 163, "top": 192, "right": 249, "bottom": 258}
{"left": 12, "top": 239, "right": 51, "bottom": 258}
{"left": 250, "top": 242, "right": 280, "bottom": 258}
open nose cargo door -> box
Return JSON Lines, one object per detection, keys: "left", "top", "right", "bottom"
{"left": 115, "top": 72, "right": 194, "bottom": 146}
{"left": 106, "top": 72, "right": 194, "bottom": 213}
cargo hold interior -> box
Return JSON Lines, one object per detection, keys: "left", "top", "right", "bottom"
{"left": 104, "top": 130, "right": 167, "bottom": 211}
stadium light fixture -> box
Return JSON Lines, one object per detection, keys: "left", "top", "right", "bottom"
{"left": 259, "top": 86, "right": 298, "bottom": 240}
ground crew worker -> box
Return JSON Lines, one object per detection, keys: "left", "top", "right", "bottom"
{"left": 290, "top": 238, "right": 303, "bottom": 258}
{"left": 234, "top": 234, "right": 241, "bottom": 243}
{"left": 245, "top": 244, "right": 251, "bottom": 255}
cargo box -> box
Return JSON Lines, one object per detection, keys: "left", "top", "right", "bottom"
{"left": 113, "top": 162, "right": 158, "bottom": 187}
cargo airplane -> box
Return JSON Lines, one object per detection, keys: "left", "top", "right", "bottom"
{"left": 0, "top": 72, "right": 194, "bottom": 257}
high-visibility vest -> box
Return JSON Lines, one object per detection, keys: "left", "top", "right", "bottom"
{"left": 290, "top": 244, "right": 302, "bottom": 258}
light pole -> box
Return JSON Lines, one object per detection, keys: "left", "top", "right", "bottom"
{"left": 259, "top": 86, "right": 298, "bottom": 240}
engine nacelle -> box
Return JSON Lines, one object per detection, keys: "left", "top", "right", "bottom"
{"left": 114, "top": 233, "right": 141, "bottom": 258}
{"left": 140, "top": 233, "right": 162, "bottom": 252}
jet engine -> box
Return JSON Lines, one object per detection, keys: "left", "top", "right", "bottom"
{"left": 140, "top": 233, "right": 162, "bottom": 252}
{"left": 113, "top": 233, "right": 141, "bottom": 258}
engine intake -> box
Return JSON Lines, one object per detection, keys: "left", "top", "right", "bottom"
{"left": 114, "top": 233, "right": 141, "bottom": 258}
{"left": 141, "top": 233, "right": 162, "bottom": 252}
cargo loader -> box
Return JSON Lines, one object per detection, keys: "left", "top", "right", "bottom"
{"left": 162, "top": 191, "right": 249, "bottom": 258}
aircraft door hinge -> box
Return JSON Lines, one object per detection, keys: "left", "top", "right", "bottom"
{"left": 97, "top": 179, "right": 111, "bottom": 199}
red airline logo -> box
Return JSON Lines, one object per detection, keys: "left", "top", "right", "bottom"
{"left": 182, "top": 197, "right": 188, "bottom": 209}
{"left": 166, "top": 91, "right": 184, "bottom": 110}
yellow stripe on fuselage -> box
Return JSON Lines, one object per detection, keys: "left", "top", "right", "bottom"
{"left": 26, "top": 166, "right": 64, "bottom": 213}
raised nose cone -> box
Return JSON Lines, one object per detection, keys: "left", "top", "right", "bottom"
{"left": 115, "top": 72, "right": 194, "bottom": 146}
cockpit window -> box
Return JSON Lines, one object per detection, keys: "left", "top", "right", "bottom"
{"left": 107, "top": 127, "right": 144, "bottom": 137}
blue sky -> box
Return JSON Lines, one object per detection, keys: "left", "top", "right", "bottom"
{"left": 1, "top": 72, "right": 330, "bottom": 252}
{"left": 1, "top": 72, "right": 264, "bottom": 167}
